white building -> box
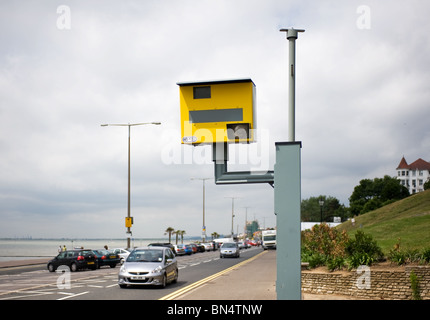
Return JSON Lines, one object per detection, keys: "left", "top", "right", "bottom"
{"left": 396, "top": 157, "right": 430, "bottom": 194}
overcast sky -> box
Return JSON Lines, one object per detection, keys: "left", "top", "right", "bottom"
{"left": 1, "top": 1, "right": 429, "bottom": 239}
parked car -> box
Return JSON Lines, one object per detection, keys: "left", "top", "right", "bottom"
{"left": 174, "top": 244, "right": 186, "bottom": 256}
{"left": 183, "top": 244, "right": 193, "bottom": 255}
{"left": 220, "top": 242, "right": 240, "bottom": 258}
{"left": 112, "top": 248, "right": 131, "bottom": 264}
{"left": 194, "top": 243, "right": 205, "bottom": 252}
{"left": 93, "top": 249, "right": 120, "bottom": 268}
{"left": 47, "top": 249, "right": 98, "bottom": 272}
{"left": 202, "top": 242, "right": 213, "bottom": 251}
{"left": 189, "top": 243, "right": 198, "bottom": 254}
{"left": 118, "top": 247, "right": 178, "bottom": 288}
{"left": 148, "top": 243, "right": 177, "bottom": 256}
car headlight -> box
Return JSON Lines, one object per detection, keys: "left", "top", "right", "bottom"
{"left": 120, "top": 265, "right": 126, "bottom": 273}
{"left": 152, "top": 266, "right": 162, "bottom": 273}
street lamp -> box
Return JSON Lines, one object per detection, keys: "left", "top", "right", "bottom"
{"left": 242, "top": 206, "right": 251, "bottom": 239}
{"left": 101, "top": 122, "right": 161, "bottom": 249}
{"left": 225, "top": 197, "right": 240, "bottom": 238}
{"left": 319, "top": 199, "right": 324, "bottom": 223}
{"left": 191, "top": 177, "right": 212, "bottom": 242}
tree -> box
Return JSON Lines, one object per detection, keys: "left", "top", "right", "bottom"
{"left": 301, "top": 195, "right": 348, "bottom": 222}
{"left": 349, "top": 175, "right": 409, "bottom": 215}
{"left": 164, "top": 227, "right": 175, "bottom": 243}
{"left": 172, "top": 230, "right": 180, "bottom": 245}
{"left": 177, "top": 230, "right": 186, "bottom": 244}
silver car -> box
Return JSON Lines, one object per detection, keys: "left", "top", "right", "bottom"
{"left": 220, "top": 242, "right": 240, "bottom": 258}
{"left": 111, "top": 248, "right": 130, "bottom": 265}
{"left": 118, "top": 247, "right": 178, "bottom": 288}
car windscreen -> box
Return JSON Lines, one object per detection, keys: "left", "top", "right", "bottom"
{"left": 264, "top": 235, "right": 276, "bottom": 241}
{"left": 126, "top": 249, "right": 163, "bottom": 263}
{"left": 222, "top": 243, "right": 236, "bottom": 248}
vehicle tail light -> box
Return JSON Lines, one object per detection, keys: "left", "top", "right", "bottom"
{"left": 77, "top": 255, "right": 84, "bottom": 261}
{"left": 101, "top": 255, "right": 106, "bottom": 260}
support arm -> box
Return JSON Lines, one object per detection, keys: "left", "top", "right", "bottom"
{"left": 212, "top": 143, "right": 274, "bottom": 186}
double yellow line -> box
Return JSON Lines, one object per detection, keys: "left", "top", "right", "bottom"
{"left": 159, "top": 250, "right": 267, "bottom": 300}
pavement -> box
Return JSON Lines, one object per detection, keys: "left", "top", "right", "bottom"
{"left": 0, "top": 258, "right": 50, "bottom": 268}
{"left": 174, "top": 249, "right": 358, "bottom": 300}
{"left": 0, "top": 251, "right": 358, "bottom": 300}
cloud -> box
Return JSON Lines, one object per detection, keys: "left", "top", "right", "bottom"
{"left": 0, "top": 1, "right": 429, "bottom": 238}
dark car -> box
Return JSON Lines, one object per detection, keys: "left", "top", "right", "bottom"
{"left": 194, "top": 243, "right": 205, "bottom": 252}
{"left": 148, "top": 243, "right": 177, "bottom": 256}
{"left": 93, "top": 249, "right": 120, "bottom": 268}
{"left": 47, "top": 249, "right": 98, "bottom": 272}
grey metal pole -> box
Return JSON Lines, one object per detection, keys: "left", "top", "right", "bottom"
{"left": 127, "top": 125, "right": 131, "bottom": 249}
{"left": 191, "top": 177, "right": 211, "bottom": 242}
{"left": 203, "top": 179, "right": 206, "bottom": 242}
{"left": 231, "top": 198, "right": 234, "bottom": 237}
{"left": 225, "top": 196, "right": 239, "bottom": 238}
{"left": 276, "top": 28, "right": 304, "bottom": 300}
{"left": 101, "top": 122, "right": 161, "bottom": 249}
{"left": 280, "top": 28, "right": 305, "bottom": 142}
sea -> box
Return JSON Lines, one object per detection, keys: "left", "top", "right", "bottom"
{"left": 0, "top": 238, "right": 194, "bottom": 262}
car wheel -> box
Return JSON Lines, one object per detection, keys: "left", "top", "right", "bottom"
{"left": 48, "top": 264, "right": 55, "bottom": 272}
{"left": 172, "top": 269, "right": 178, "bottom": 284}
{"left": 160, "top": 274, "right": 167, "bottom": 288}
{"left": 110, "top": 264, "right": 116, "bottom": 268}
{"left": 70, "top": 263, "right": 78, "bottom": 272}
{"left": 119, "top": 284, "right": 127, "bottom": 289}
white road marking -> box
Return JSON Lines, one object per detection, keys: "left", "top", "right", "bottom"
{"left": 57, "top": 291, "right": 89, "bottom": 300}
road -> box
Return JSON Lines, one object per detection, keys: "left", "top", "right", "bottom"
{"left": 0, "top": 246, "right": 263, "bottom": 300}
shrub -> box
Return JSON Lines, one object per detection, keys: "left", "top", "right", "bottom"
{"left": 388, "top": 249, "right": 407, "bottom": 265}
{"left": 327, "top": 256, "right": 346, "bottom": 271}
{"left": 302, "top": 225, "right": 384, "bottom": 270}
{"left": 302, "top": 223, "right": 349, "bottom": 259}
{"left": 347, "top": 252, "right": 375, "bottom": 270}
{"left": 420, "top": 247, "right": 430, "bottom": 263}
{"left": 345, "top": 231, "right": 383, "bottom": 269}
{"left": 410, "top": 271, "right": 422, "bottom": 300}
{"left": 345, "top": 231, "right": 384, "bottom": 259}
{"left": 305, "top": 252, "right": 327, "bottom": 269}
{"left": 388, "top": 248, "right": 421, "bottom": 265}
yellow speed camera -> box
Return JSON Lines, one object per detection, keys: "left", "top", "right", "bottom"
{"left": 177, "top": 78, "right": 256, "bottom": 145}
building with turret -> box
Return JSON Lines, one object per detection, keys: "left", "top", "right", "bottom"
{"left": 396, "top": 156, "right": 430, "bottom": 194}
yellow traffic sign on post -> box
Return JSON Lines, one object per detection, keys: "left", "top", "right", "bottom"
{"left": 125, "top": 217, "right": 133, "bottom": 228}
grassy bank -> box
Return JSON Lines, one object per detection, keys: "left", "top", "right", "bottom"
{"left": 337, "top": 190, "right": 430, "bottom": 254}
